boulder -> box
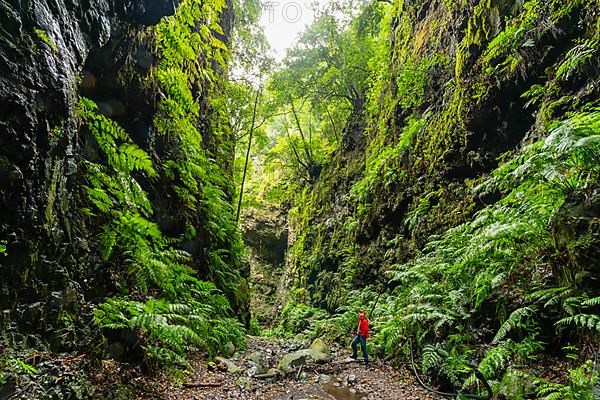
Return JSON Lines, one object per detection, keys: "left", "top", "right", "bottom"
{"left": 277, "top": 349, "right": 311, "bottom": 372}
{"left": 215, "top": 357, "right": 241, "bottom": 374}
{"left": 277, "top": 344, "right": 331, "bottom": 373}
{"left": 309, "top": 338, "right": 330, "bottom": 356}
{"left": 223, "top": 341, "right": 236, "bottom": 358}
{"left": 246, "top": 351, "right": 268, "bottom": 374}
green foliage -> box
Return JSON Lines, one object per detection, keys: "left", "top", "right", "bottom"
{"left": 78, "top": 98, "right": 156, "bottom": 177}
{"left": 396, "top": 56, "right": 446, "bottom": 109}
{"left": 94, "top": 292, "right": 244, "bottom": 362}
{"left": 242, "top": 3, "right": 386, "bottom": 208}
{"left": 557, "top": 314, "right": 600, "bottom": 332}
{"left": 0, "top": 240, "right": 6, "bottom": 256}
{"left": 10, "top": 358, "right": 37, "bottom": 376}
{"left": 555, "top": 293, "right": 600, "bottom": 333}
{"left": 33, "top": 28, "right": 57, "bottom": 52}
{"left": 79, "top": 86, "right": 245, "bottom": 366}
{"left": 273, "top": 0, "right": 599, "bottom": 394}
{"left": 405, "top": 189, "right": 442, "bottom": 231}
{"left": 493, "top": 307, "right": 535, "bottom": 344}
{"left": 555, "top": 38, "right": 598, "bottom": 80}
{"left": 422, "top": 342, "right": 473, "bottom": 384}
{"left": 536, "top": 361, "right": 599, "bottom": 400}
{"left": 481, "top": 0, "right": 542, "bottom": 76}
{"left": 377, "top": 108, "right": 600, "bottom": 388}
{"left": 271, "top": 301, "right": 329, "bottom": 338}
{"left": 351, "top": 116, "right": 426, "bottom": 204}
{"left": 150, "top": 0, "right": 249, "bottom": 320}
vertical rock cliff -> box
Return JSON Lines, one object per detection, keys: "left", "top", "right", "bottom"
{"left": 283, "top": 0, "right": 599, "bottom": 390}
{"left": 0, "top": 0, "right": 249, "bottom": 354}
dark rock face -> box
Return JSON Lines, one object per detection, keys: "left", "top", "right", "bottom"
{"left": 242, "top": 209, "right": 288, "bottom": 323}
{"left": 244, "top": 219, "right": 288, "bottom": 266}
{"left": 0, "top": 0, "right": 174, "bottom": 344}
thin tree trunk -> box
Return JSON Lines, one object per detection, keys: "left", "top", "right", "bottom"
{"left": 325, "top": 107, "right": 339, "bottom": 141}
{"left": 236, "top": 87, "right": 261, "bottom": 223}
{"left": 290, "top": 101, "right": 313, "bottom": 165}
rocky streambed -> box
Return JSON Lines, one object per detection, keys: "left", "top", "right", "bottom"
{"left": 130, "top": 336, "right": 444, "bottom": 400}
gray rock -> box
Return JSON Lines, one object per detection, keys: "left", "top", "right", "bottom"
{"left": 308, "top": 346, "right": 330, "bottom": 363}
{"left": 277, "top": 344, "right": 331, "bottom": 373}
{"left": 277, "top": 349, "right": 311, "bottom": 372}
{"left": 215, "top": 357, "right": 242, "bottom": 374}
{"left": 223, "top": 341, "right": 236, "bottom": 358}
{"left": 310, "top": 337, "right": 329, "bottom": 354}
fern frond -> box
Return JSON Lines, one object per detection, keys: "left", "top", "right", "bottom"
{"left": 493, "top": 306, "right": 535, "bottom": 344}
{"left": 421, "top": 344, "right": 444, "bottom": 372}
{"left": 582, "top": 296, "right": 600, "bottom": 307}
{"left": 478, "top": 344, "right": 511, "bottom": 379}
{"left": 556, "top": 314, "right": 600, "bottom": 332}
{"left": 116, "top": 144, "right": 157, "bottom": 176}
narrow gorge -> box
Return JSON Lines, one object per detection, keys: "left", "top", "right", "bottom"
{"left": 0, "top": 0, "right": 598, "bottom": 398}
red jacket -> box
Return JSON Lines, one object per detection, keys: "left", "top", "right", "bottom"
{"left": 357, "top": 316, "right": 369, "bottom": 338}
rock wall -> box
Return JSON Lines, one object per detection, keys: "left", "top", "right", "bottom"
{"left": 286, "top": 0, "right": 599, "bottom": 309}
{"left": 0, "top": 0, "right": 247, "bottom": 349}
{"left": 241, "top": 208, "right": 289, "bottom": 324}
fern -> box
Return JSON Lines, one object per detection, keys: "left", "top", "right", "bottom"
{"left": 529, "top": 286, "right": 571, "bottom": 308}
{"left": 555, "top": 39, "right": 597, "bottom": 80}
{"left": 421, "top": 344, "right": 444, "bottom": 372}
{"left": 479, "top": 345, "right": 511, "bottom": 379}
{"left": 557, "top": 314, "right": 600, "bottom": 332}
{"left": 115, "top": 144, "right": 156, "bottom": 176}
{"left": 78, "top": 97, "right": 156, "bottom": 177}
{"left": 536, "top": 361, "right": 599, "bottom": 400}
{"left": 83, "top": 186, "right": 113, "bottom": 213}
{"left": 582, "top": 297, "right": 600, "bottom": 307}
{"left": 79, "top": 0, "right": 247, "bottom": 372}
{"left": 493, "top": 306, "right": 535, "bottom": 344}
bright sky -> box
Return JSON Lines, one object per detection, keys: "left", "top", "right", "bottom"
{"left": 259, "top": 0, "right": 333, "bottom": 59}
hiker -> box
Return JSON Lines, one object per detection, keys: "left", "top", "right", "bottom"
{"left": 350, "top": 309, "right": 369, "bottom": 365}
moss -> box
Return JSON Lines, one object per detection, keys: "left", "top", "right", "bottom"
{"left": 466, "top": 0, "right": 502, "bottom": 47}
{"left": 481, "top": 0, "right": 542, "bottom": 76}
{"left": 549, "top": 0, "right": 587, "bottom": 22}
{"left": 421, "top": 84, "right": 467, "bottom": 167}
{"left": 33, "top": 28, "right": 57, "bottom": 53}
{"left": 283, "top": 2, "right": 600, "bottom": 381}
{"left": 43, "top": 160, "right": 64, "bottom": 233}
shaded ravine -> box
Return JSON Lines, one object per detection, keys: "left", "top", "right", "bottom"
{"left": 130, "top": 336, "right": 444, "bottom": 400}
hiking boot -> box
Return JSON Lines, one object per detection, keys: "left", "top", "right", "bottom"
{"left": 349, "top": 353, "right": 357, "bottom": 359}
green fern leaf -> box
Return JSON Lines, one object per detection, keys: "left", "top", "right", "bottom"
{"left": 493, "top": 306, "right": 535, "bottom": 344}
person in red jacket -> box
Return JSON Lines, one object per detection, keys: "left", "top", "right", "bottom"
{"left": 350, "top": 309, "right": 369, "bottom": 365}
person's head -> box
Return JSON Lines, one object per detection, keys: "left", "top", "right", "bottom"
{"left": 359, "top": 309, "right": 366, "bottom": 317}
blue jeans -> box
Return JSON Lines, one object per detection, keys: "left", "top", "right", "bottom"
{"left": 351, "top": 335, "right": 368, "bottom": 362}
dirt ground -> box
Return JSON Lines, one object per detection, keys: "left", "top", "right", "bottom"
{"left": 129, "top": 337, "right": 445, "bottom": 400}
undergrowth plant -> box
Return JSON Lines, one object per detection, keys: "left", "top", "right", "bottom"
{"left": 151, "top": 0, "right": 249, "bottom": 314}
{"left": 379, "top": 108, "right": 600, "bottom": 394}
{"left": 79, "top": 94, "right": 245, "bottom": 367}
